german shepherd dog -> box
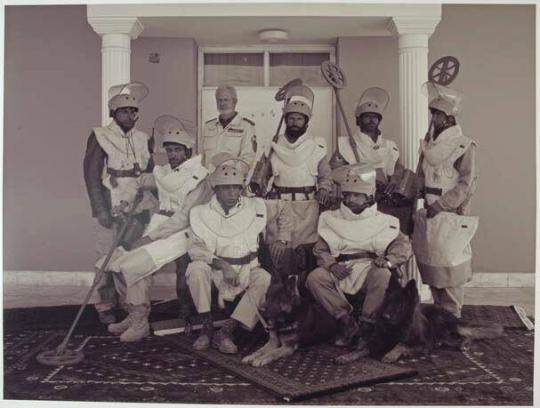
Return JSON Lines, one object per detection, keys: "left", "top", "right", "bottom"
{"left": 242, "top": 275, "right": 337, "bottom": 367}
{"left": 335, "top": 278, "right": 504, "bottom": 364}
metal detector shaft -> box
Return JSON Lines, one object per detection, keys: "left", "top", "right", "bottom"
{"left": 334, "top": 87, "right": 361, "bottom": 164}
{"left": 320, "top": 61, "right": 360, "bottom": 163}
{"left": 55, "top": 196, "right": 143, "bottom": 355}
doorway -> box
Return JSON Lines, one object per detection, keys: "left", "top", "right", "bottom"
{"left": 198, "top": 46, "right": 336, "bottom": 155}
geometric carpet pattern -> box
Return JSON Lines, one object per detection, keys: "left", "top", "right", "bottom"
{"left": 164, "top": 332, "right": 417, "bottom": 401}
{"left": 3, "top": 305, "right": 534, "bottom": 404}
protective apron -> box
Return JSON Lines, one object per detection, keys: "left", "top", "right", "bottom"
{"left": 190, "top": 196, "right": 267, "bottom": 301}
{"left": 93, "top": 122, "right": 151, "bottom": 208}
{"left": 413, "top": 125, "right": 479, "bottom": 288}
{"left": 100, "top": 155, "right": 208, "bottom": 286}
{"left": 270, "top": 133, "right": 326, "bottom": 247}
{"left": 338, "top": 130, "right": 399, "bottom": 181}
{"left": 318, "top": 203, "right": 399, "bottom": 294}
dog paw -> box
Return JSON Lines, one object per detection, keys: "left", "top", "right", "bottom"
{"left": 241, "top": 354, "right": 257, "bottom": 364}
{"left": 381, "top": 352, "right": 399, "bottom": 363}
{"left": 334, "top": 355, "right": 351, "bottom": 365}
{"left": 459, "top": 339, "right": 472, "bottom": 352}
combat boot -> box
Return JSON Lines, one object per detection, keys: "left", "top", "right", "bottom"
{"left": 193, "top": 314, "right": 214, "bottom": 351}
{"left": 354, "top": 319, "right": 375, "bottom": 349}
{"left": 212, "top": 319, "right": 239, "bottom": 354}
{"left": 98, "top": 310, "right": 116, "bottom": 325}
{"left": 120, "top": 304, "right": 150, "bottom": 342}
{"left": 108, "top": 304, "right": 134, "bottom": 335}
{"left": 334, "top": 313, "right": 360, "bottom": 347}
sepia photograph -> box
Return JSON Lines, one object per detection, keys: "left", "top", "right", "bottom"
{"left": 2, "top": 0, "right": 536, "bottom": 405}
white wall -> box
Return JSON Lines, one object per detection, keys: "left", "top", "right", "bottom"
{"left": 3, "top": 4, "right": 535, "bottom": 274}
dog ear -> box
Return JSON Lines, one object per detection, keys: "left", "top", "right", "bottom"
{"left": 285, "top": 274, "right": 300, "bottom": 298}
{"left": 404, "top": 279, "right": 419, "bottom": 298}
{"left": 387, "top": 274, "right": 402, "bottom": 293}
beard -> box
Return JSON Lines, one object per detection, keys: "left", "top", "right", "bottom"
{"left": 285, "top": 125, "right": 308, "bottom": 141}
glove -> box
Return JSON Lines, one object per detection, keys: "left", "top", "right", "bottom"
{"left": 270, "top": 241, "right": 288, "bottom": 263}
{"left": 426, "top": 201, "right": 444, "bottom": 218}
{"left": 329, "top": 263, "right": 352, "bottom": 281}
{"left": 221, "top": 262, "right": 239, "bottom": 287}
{"left": 96, "top": 211, "right": 113, "bottom": 229}
{"left": 373, "top": 256, "right": 392, "bottom": 269}
{"left": 316, "top": 188, "right": 331, "bottom": 207}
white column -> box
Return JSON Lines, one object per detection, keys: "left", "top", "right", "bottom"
{"left": 389, "top": 16, "right": 440, "bottom": 170}
{"left": 87, "top": 17, "right": 144, "bottom": 125}
{"left": 389, "top": 16, "right": 440, "bottom": 302}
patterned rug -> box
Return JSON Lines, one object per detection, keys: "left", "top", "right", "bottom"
{"left": 164, "top": 332, "right": 416, "bottom": 401}
{"left": 3, "top": 305, "right": 534, "bottom": 404}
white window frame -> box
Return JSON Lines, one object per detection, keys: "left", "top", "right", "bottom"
{"left": 197, "top": 44, "right": 336, "bottom": 147}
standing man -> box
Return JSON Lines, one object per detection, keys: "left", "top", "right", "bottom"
{"left": 102, "top": 115, "right": 213, "bottom": 342}
{"left": 186, "top": 153, "right": 292, "bottom": 354}
{"left": 268, "top": 84, "right": 333, "bottom": 275}
{"left": 202, "top": 84, "right": 257, "bottom": 170}
{"left": 337, "top": 88, "right": 407, "bottom": 192}
{"left": 413, "top": 82, "right": 479, "bottom": 319}
{"left": 83, "top": 82, "right": 153, "bottom": 324}
{"left": 306, "top": 165, "right": 412, "bottom": 347}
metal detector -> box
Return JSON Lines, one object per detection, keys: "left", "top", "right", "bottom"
{"left": 36, "top": 194, "right": 144, "bottom": 366}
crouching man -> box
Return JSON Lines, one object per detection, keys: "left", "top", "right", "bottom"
{"left": 186, "top": 153, "right": 292, "bottom": 355}
{"left": 102, "top": 115, "right": 213, "bottom": 342}
{"left": 306, "top": 165, "right": 412, "bottom": 347}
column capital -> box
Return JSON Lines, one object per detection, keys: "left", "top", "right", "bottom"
{"left": 87, "top": 16, "right": 144, "bottom": 39}
{"left": 387, "top": 16, "right": 441, "bottom": 38}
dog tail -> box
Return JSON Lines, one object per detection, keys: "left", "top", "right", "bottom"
{"left": 457, "top": 323, "right": 504, "bottom": 339}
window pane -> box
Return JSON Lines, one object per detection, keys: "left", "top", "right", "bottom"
{"left": 269, "top": 53, "right": 330, "bottom": 87}
{"left": 204, "top": 53, "right": 264, "bottom": 86}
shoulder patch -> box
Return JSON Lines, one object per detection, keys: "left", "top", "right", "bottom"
{"left": 242, "top": 117, "right": 255, "bottom": 126}
{"left": 205, "top": 118, "right": 217, "bottom": 124}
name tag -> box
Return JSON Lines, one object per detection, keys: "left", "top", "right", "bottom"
{"left": 227, "top": 128, "right": 244, "bottom": 134}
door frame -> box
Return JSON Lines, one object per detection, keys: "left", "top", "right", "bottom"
{"left": 197, "top": 44, "right": 336, "bottom": 153}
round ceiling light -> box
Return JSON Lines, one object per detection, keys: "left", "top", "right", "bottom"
{"left": 259, "top": 29, "right": 289, "bottom": 43}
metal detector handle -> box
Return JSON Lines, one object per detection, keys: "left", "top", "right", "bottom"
{"left": 320, "top": 61, "right": 360, "bottom": 164}
{"left": 55, "top": 195, "right": 144, "bottom": 355}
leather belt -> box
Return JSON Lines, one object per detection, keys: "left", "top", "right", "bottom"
{"left": 424, "top": 186, "right": 443, "bottom": 196}
{"left": 107, "top": 168, "right": 142, "bottom": 178}
{"left": 158, "top": 209, "right": 175, "bottom": 217}
{"left": 269, "top": 186, "right": 316, "bottom": 201}
{"left": 336, "top": 252, "right": 377, "bottom": 262}
{"left": 220, "top": 252, "right": 258, "bottom": 266}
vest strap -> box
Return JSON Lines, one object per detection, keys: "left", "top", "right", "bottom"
{"left": 269, "top": 185, "right": 316, "bottom": 201}
{"left": 336, "top": 252, "right": 377, "bottom": 262}
{"left": 158, "top": 209, "right": 175, "bottom": 217}
{"left": 220, "top": 252, "right": 258, "bottom": 265}
{"left": 107, "top": 167, "right": 146, "bottom": 178}
{"left": 424, "top": 186, "right": 443, "bottom": 196}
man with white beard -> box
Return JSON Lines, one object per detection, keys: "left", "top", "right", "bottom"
{"left": 201, "top": 84, "right": 257, "bottom": 170}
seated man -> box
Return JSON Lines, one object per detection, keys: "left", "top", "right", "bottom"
{"left": 306, "top": 165, "right": 412, "bottom": 347}
{"left": 186, "top": 153, "right": 292, "bottom": 355}
{"left": 102, "top": 115, "right": 213, "bottom": 342}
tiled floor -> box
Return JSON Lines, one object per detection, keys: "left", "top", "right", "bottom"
{"left": 3, "top": 284, "right": 535, "bottom": 317}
